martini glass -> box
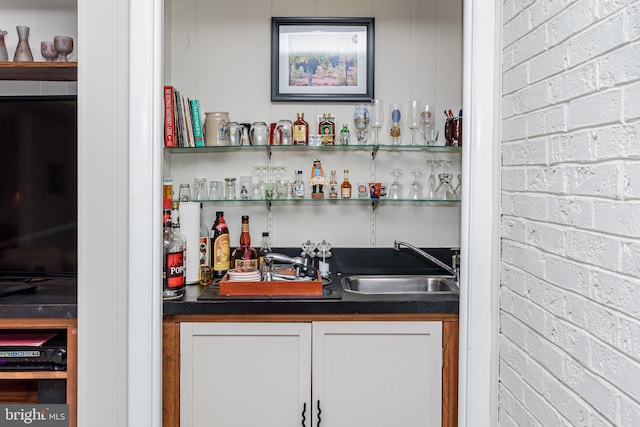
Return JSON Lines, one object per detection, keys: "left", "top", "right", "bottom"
{"left": 388, "top": 168, "right": 403, "bottom": 199}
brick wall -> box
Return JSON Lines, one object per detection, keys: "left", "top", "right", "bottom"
{"left": 500, "top": 0, "right": 640, "bottom": 425}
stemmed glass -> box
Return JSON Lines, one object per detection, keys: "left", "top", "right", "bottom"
{"left": 425, "top": 159, "right": 438, "bottom": 199}
{"left": 370, "top": 99, "right": 384, "bottom": 144}
{"left": 454, "top": 174, "right": 462, "bottom": 199}
{"left": 407, "top": 100, "right": 421, "bottom": 145}
{"left": 253, "top": 166, "right": 268, "bottom": 199}
{"left": 389, "top": 104, "right": 402, "bottom": 145}
{"left": 435, "top": 160, "right": 455, "bottom": 200}
{"left": 408, "top": 168, "right": 423, "bottom": 200}
{"left": 388, "top": 168, "right": 404, "bottom": 199}
{"left": 272, "top": 166, "right": 288, "bottom": 199}
{"left": 353, "top": 104, "right": 370, "bottom": 144}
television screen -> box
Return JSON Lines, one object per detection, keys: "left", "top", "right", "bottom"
{"left": 0, "top": 96, "right": 77, "bottom": 277}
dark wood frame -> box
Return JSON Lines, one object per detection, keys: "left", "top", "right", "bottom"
{"left": 271, "top": 17, "right": 375, "bottom": 102}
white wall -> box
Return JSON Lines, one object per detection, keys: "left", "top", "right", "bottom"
{"left": 499, "top": 0, "right": 640, "bottom": 425}
{"left": 164, "top": 0, "right": 463, "bottom": 248}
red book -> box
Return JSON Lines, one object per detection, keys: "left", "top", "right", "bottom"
{"left": 163, "top": 85, "right": 175, "bottom": 147}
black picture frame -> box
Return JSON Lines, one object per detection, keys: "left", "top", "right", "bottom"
{"left": 271, "top": 17, "right": 375, "bottom": 102}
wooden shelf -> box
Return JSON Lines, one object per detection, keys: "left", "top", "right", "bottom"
{"left": 0, "top": 371, "right": 67, "bottom": 380}
{"left": 0, "top": 62, "right": 77, "bottom": 81}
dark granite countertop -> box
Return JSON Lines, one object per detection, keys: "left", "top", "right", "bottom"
{"left": 163, "top": 247, "right": 460, "bottom": 317}
{"left": 0, "top": 277, "right": 77, "bottom": 319}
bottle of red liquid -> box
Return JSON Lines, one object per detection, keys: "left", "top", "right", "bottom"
{"left": 210, "top": 211, "right": 230, "bottom": 278}
{"left": 293, "top": 112, "right": 309, "bottom": 145}
{"left": 232, "top": 215, "right": 258, "bottom": 270}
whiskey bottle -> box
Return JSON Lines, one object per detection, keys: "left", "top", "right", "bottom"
{"left": 210, "top": 211, "right": 230, "bottom": 278}
{"left": 328, "top": 170, "right": 339, "bottom": 199}
{"left": 232, "top": 215, "right": 259, "bottom": 270}
{"left": 340, "top": 169, "right": 352, "bottom": 198}
{"left": 163, "top": 199, "right": 185, "bottom": 300}
{"left": 293, "top": 112, "right": 309, "bottom": 145}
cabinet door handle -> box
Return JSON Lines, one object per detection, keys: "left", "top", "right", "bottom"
{"left": 316, "top": 400, "right": 322, "bottom": 426}
{"left": 301, "top": 402, "right": 307, "bottom": 427}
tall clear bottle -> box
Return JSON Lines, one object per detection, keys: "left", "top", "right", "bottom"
{"left": 258, "top": 232, "right": 272, "bottom": 265}
{"left": 210, "top": 211, "right": 230, "bottom": 278}
{"left": 294, "top": 170, "right": 305, "bottom": 199}
{"left": 199, "top": 203, "right": 210, "bottom": 267}
{"left": 232, "top": 215, "right": 259, "bottom": 270}
{"left": 163, "top": 199, "right": 186, "bottom": 300}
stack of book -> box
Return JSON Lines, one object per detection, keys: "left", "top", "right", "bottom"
{"left": 163, "top": 85, "right": 204, "bottom": 148}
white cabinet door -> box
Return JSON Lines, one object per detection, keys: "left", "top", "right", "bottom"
{"left": 312, "top": 321, "right": 443, "bottom": 427}
{"left": 180, "top": 322, "right": 312, "bottom": 427}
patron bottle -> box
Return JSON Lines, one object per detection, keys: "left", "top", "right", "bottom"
{"left": 210, "top": 211, "right": 230, "bottom": 278}
{"left": 163, "top": 199, "right": 185, "bottom": 300}
{"left": 340, "top": 169, "right": 352, "bottom": 198}
{"left": 232, "top": 215, "right": 258, "bottom": 270}
{"left": 293, "top": 112, "right": 309, "bottom": 145}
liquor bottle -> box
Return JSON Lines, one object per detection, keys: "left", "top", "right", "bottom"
{"left": 210, "top": 211, "right": 230, "bottom": 278}
{"left": 340, "top": 169, "right": 352, "bottom": 198}
{"left": 328, "top": 170, "right": 339, "bottom": 199}
{"left": 339, "top": 124, "right": 350, "bottom": 145}
{"left": 232, "top": 215, "right": 259, "bottom": 270}
{"left": 294, "top": 170, "right": 305, "bottom": 199}
{"left": 199, "top": 203, "right": 210, "bottom": 267}
{"left": 171, "top": 201, "right": 188, "bottom": 245}
{"left": 293, "top": 112, "right": 309, "bottom": 145}
{"left": 319, "top": 113, "right": 335, "bottom": 145}
{"left": 258, "top": 231, "right": 272, "bottom": 266}
{"left": 163, "top": 199, "right": 185, "bottom": 300}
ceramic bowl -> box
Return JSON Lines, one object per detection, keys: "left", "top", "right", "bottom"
{"left": 41, "top": 41, "right": 59, "bottom": 62}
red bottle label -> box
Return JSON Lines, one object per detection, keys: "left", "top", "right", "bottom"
{"left": 165, "top": 252, "right": 185, "bottom": 289}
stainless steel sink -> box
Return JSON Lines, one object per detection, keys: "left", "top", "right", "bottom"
{"left": 341, "top": 275, "right": 459, "bottom": 295}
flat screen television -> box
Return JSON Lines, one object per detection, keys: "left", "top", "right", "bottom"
{"left": 0, "top": 95, "right": 77, "bottom": 279}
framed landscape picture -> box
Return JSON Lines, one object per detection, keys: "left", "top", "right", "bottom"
{"left": 271, "top": 17, "right": 375, "bottom": 102}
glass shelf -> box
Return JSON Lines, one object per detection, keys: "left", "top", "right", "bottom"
{"left": 192, "top": 197, "right": 461, "bottom": 210}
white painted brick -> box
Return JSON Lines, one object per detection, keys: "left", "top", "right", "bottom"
{"left": 563, "top": 291, "right": 591, "bottom": 329}
{"left": 500, "top": 356, "right": 526, "bottom": 401}
{"left": 504, "top": 9, "right": 531, "bottom": 46}
{"left": 599, "top": 0, "right": 634, "bottom": 18}
{"left": 522, "top": 382, "right": 566, "bottom": 426}
{"left": 500, "top": 333, "right": 530, "bottom": 376}
{"left": 514, "top": 81, "right": 549, "bottom": 114}
{"left": 498, "top": 408, "right": 521, "bottom": 427}
{"left": 620, "top": 240, "right": 640, "bottom": 277}
{"left": 594, "top": 200, "right": 640, "bottom": 238}
{"left": 594, "top": 123, "right": 640, "bottom": 159}
{"left": 567, "top": 89, "right": 622, "bottom": 131}
{"left": 590, "top": 338, "right": 640, "bottom": 401}
{"left": 569, "top": 11, "right": 627, "bottom": 66}
{"left": 565, "top": 229, "right": 620, "bottom": 270}
{"left": 501, "top": 263, "right": 530, "bottom": 296}
{"left": 501, "top": 384, "right": 544, "bottom": 427}
{"left": 512, "top": 193, "right": 548, "bottom": 220}
{"left": 501, "top": 311, "right": 528, "bottom": 349}
{"left": 547, "top": 0, "right": 598, "bottom": 46}
{"left": 503, "top": 116, "right": 528, "bottom": 142}
{"left": 503, "top": 93, "right": 516, "bottom": 119}
{"left": 502, "top": 167, "right": 527, "bottom": 192}
{"left": 524, "top": 327, "right": 566, "bottom": 375}
{"left": 523, "top": 221, "right": 565, "bottom": 255}
{"left": 549, "top": 60, "right": 598, "bottom": 103}
{"left": 620, "top": 393, "right": 640, "bottom": 426}
{"left": 502, "top": 216, "right": 526, "bottom": 244}
{"left": 503, "top": 0, "right": 519, "bottom": 23}
{"left": 502, "top": 283, "right": 548, "bottom": 332}
{"left": 550, "top": 131, "right": 593, "bottom": 163}
{"left": 526, "top": 105, "right": 567, "bottom": 137}
{"left": 590, "top": 270, "right": 640, "bottom": 318}
{"left": 502, "top": 139, "right": 548, "bottom": 165}
{"left": 599, "top": 44, "right": 640, "bottom": 88}
{"left": 562, "top": 357, "right": 620, "bottom": 423}
{"left": 503, "top": 44, "right": 516, "bottom": 71}
{"left": 529, "top": 44, "right": 568, "bottom": 83}
{"left": 529, "top": 0, "right": 574, "bottom": 30}
{"left": 527, "top": 276, "right": 565, "bottom": 318}
{"left": 544, "top": 254, "right": 591, "bottom": 295}
{"left": 623, "top": 161, "right": 640, "bottom": 199}
{"left": 630, "top": 1, "right": 640, "bottom": 40}
{"left": 620, "top": 316, "right": 640, "bottom": 362}
{"left": 503, "top": 63, "right": 530, "bottom": 95}
{"left": 527, "top": 166, "right": 564, "bottom": 193}
{"left": 544, "top": 314, "right": 591, "bottom": 365}
{"left": 625, "top": 82, "right": 640, "bottom": 120}
{"left": 565, "top": 163, "right": 620, "bottom": 198}
{"left": 511, "top": 24, "right": 548, "bottom": 67}
{"left": 589, "top": 304, "right": 622, "bottom": 349}
{"left": 547, "top": 196, "right": 594, "bottom": 229}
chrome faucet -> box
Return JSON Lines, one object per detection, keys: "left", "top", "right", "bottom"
{"left": 393, "top": 241, "right": 459, "bottom": 282}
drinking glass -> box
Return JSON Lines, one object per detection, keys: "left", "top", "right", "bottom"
{"left": 370, "top": 99, "right": 384, "bottom": 144}
{"left": 425, "top": 159, "right": 438, "bottom": 199}
{"left": 420, "top": 104, "right": 437, "bottom": 145}
{"left": 208, "top": 181, "right": 223, "bottom": 200}
{"left": 224, "top": 177, "right": 237, "bottom": 200}
{"left": 407, "top": 168, "right": 423, "bottom": 200}
{"left": 435, "top": 160, "right": 455, "bottom": 200}
{"left": 178, "top": 184, "right": 191, "bottom": 201}
{"left": 388, "top": 168, "right": 403, "bottom": 199}
{"left": 253, "top": 166, "right": 268, "bottom": 199}
{"left": 389, "top": 104, "right": 402, "bottom": 145}
{"left": 193, "top": 178, "right": 208, "bottom": 200}
{"left": 407, "top": 100, "right": 421, "bottom": 145}
{"left": 454, "top": 173, "right": 462, "bottom": 199}
{"left": 353, "top": 104, "right": 370, "bottom": 144}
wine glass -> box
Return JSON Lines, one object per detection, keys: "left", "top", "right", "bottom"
{"left": 407, "top": 100, "right": 421, "bottom": 145}
{"left": 353, "top": 104, "right": 370, "bottom": 144}
{"left": 389, "top": 103, "right": 402, "bottom": 145}
{"left": 272, "top": 166, "right": 288, "bottom": 199}
{"left": 425, "top": 159, "right": 438, "bottom": 199}
{"left": 53, "top": 36, "right": 73, "bottom": 62}
{"left": 435, "top": 160, "right": 455, "bottom": 200}
{"left": 388, "top": 168, "right": 403, "bottom": 199}
{"left": 420, "top": 104, "right": 437, "bottom": 145}
{"left": 408, "top": 168, "right": 423, "bottom": 200}
{"left": 370, "top": 99, "right": 384, "bottom": 144}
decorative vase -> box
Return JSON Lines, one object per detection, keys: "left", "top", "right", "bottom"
{"left": 13, "top": 26, "right": 34, "bottom": 62}
{"left": 0, "top": 30, "right": 8, "bottom": 61}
